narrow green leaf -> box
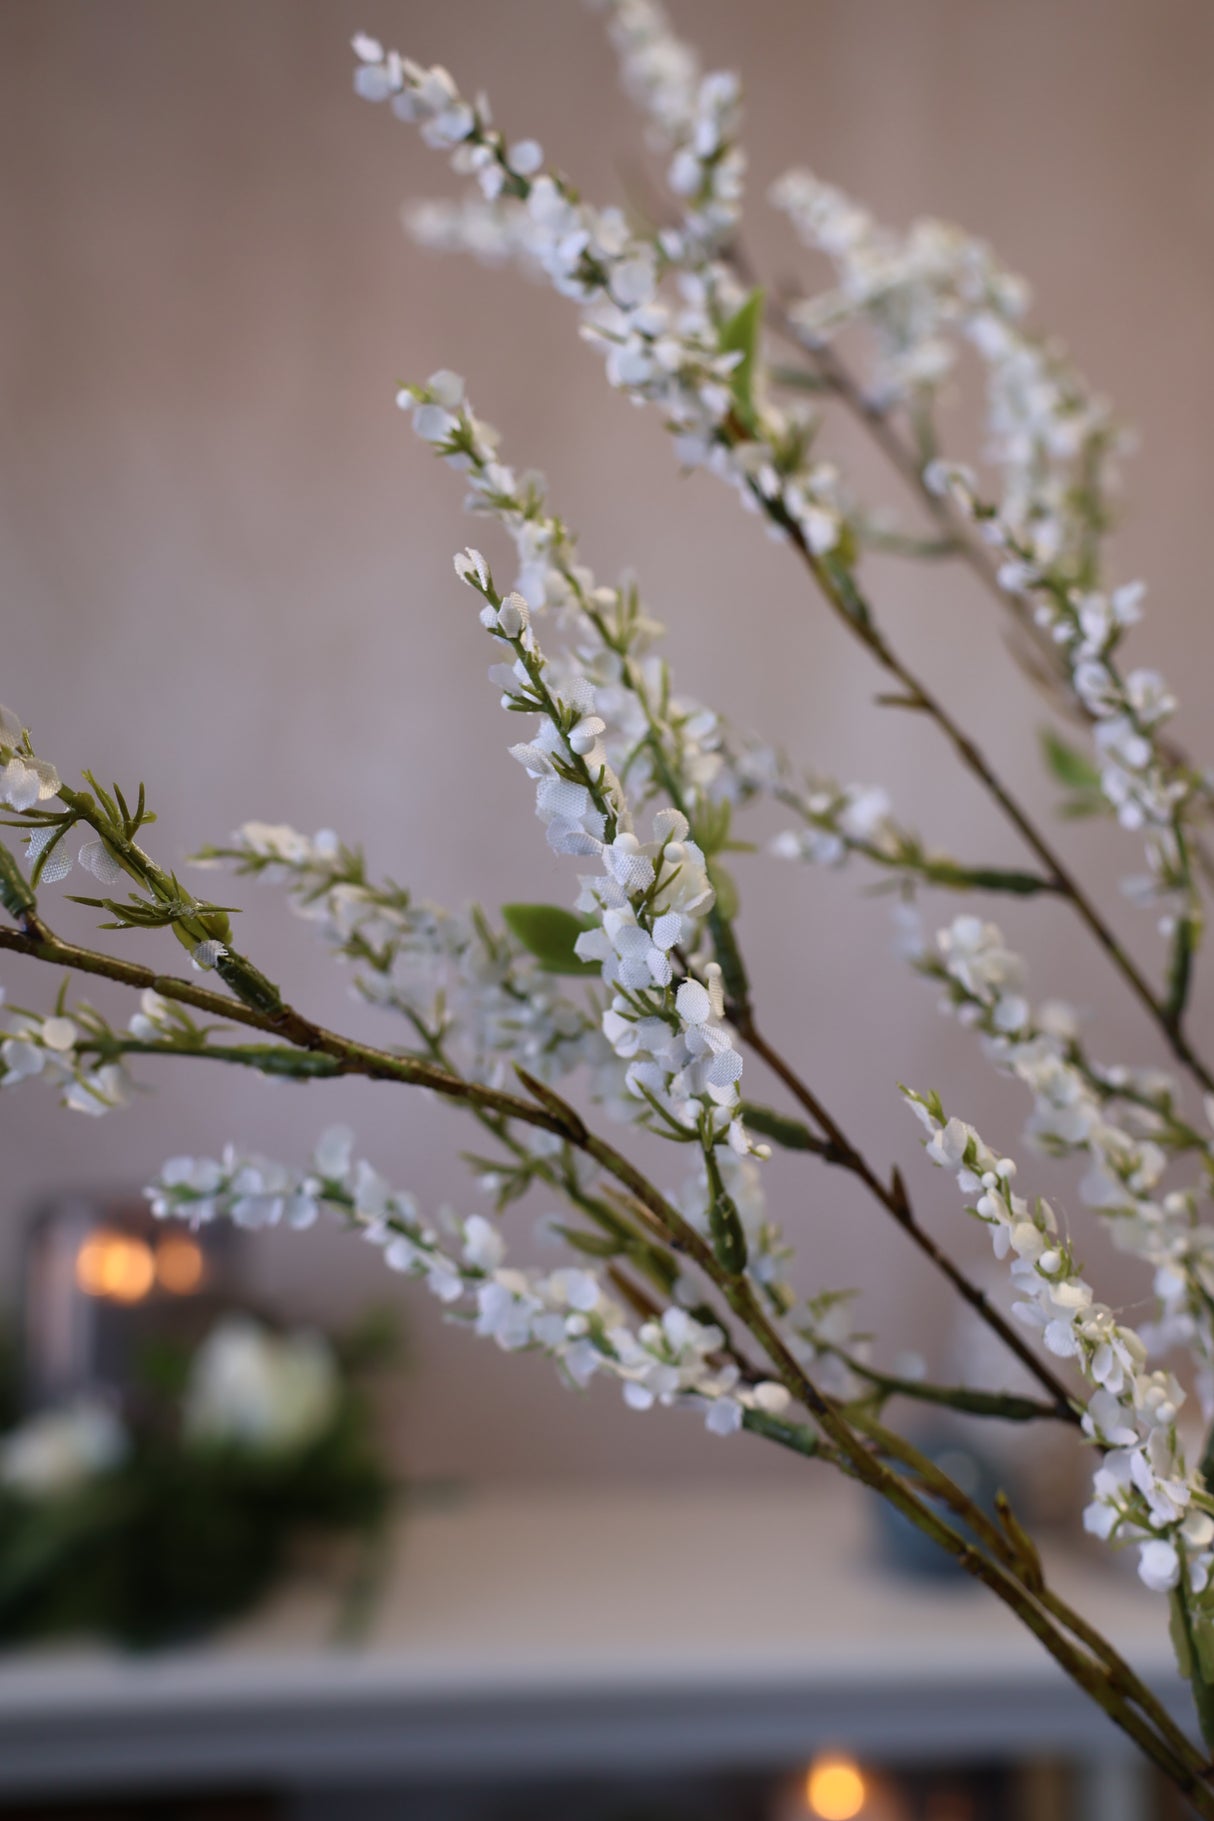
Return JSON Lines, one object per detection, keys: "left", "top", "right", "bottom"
{"left": 0, "top": 841, "right": 35, "bottom": 918}
{"left": 852, "top": 1362, "right": 1064, "bottom": 1423}
{"left": 1040, "top": 727, "right": 1102, "bottom": 793}
{"left": 550, "top": 1224, "right": 624, "bottom": 1259}
{"left": 718, "top": 287, "right": 764, "bottom": 431}
{"left": 740, "top": 1100, "right": 822, "bottom": 1153}
{"left": 742, "top": 1407, "right": 819, "bottom": 1458}
{"left": 706, "top": 859, "right": 740, "bottom": 923}
{"left": 1166, "top": 915, "right": 1198, "bottom": 1032}
{"left": 1057, "top": 793, "right": 1110, "bottom": 820}
{"left": 820, "top": 554, "right": 871, "bottom": 629}
{"left": 708, "top": 1189, "right": 748, "bottom": 1275}
{"left": 215, "top": 953, "right": 284, "bottom": 1017}
{"left": 501, "top": 902, "right": 599, "bottom": 975}
{"left": 920, "top": 860, "right": 1058, "bottom": 897}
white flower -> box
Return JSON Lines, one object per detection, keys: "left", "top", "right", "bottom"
{"left": 77, "top": 838, "right": 124, "bottom": 884}
{"left": 40, "top": 1017, "right": 77, "bottom": 1053}
{"left": 184, "top": 1318, "right": 339, "bottom": 1455}
{"left": 704, "top": 1395, "right": 743, "bottom": 1435}
{"left": 0, "top": 1399, "right": 127, "bottom": 1498}
{"left": 62, "top": 1064, "right": 128, "bottom": 1116}
{"left": 313, "top": 1125, "right": 355, "bottom": 1182}
{"left": 1138, "top": 1539, "right": 1180, "bottom": 1593}
{"left": 0, "top": 754, "right": 54, "bottom": 812}
{"left": 1, "top": 1038, "right": 45, "bottom": 1083}
{"left": 462, "top": 1213, "right": 506, "bottom": 1272}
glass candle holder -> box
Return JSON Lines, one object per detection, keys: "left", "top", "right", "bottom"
{"left": 21, "top": 1192, "right": 240, "bottom": 1413}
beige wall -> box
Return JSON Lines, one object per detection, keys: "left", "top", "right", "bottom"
{"left": 3, "top": 0, "right": 1213, "bottom": 1484}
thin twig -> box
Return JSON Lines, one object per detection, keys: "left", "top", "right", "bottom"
{"left": 737, "top": 1013, "right": 1078, "bottom": 1420}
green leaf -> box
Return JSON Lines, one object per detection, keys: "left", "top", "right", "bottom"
{"left": 690, "top": 797, "right": 732, "bottom": 859}
{"left": 550, "top": 1224, "right": 625, "bottom": 1259}
{"left": 708, "top": 1188, "right": 748, "bottom": 1275}
{"left": 1166, "top": 914, "right": 1198, "bottom": 1032}
{"left": 820, "top": 554, "right": 871, "bottom": 629}
{"left": 851, "top": 1362, "right": 1063, "bottom": 1423}
{"left": 0, "top": 841, "right": 35, "bottom": 919}
{"left": 706, "top": 859, "right": 740, "bottom": 923}
{"left": 919, "top": 860, "right": 1058, "bottom": 897}
{"left": 1057, "top": 793, "right": 1110, "bottom": 820}
{"left": 1170, "top": 1591, "right": 1214, "bottom": 1754}
{"left": 501, "top": 903, "right": 599, "bottom": 975}
{"left": 742, "top": 1407, "right": 819, "bottom": 1458}
{"left": 718, "top": 287, "right": 764, "bottom": 431}
{"left": 740, "top": 1100, "right": 821, "bottom": 1152}
{"left": 1040, "top": 727, "right": 1101, "bottom": 793}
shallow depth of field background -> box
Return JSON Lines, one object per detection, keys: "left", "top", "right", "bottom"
{"left": 3, "top": 0, "right": 1214, "bottom": 1488}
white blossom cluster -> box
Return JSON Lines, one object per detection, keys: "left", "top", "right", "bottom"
{"left": 146, "top": 1128, "right": 792, "bottom": 1437}
{"left": 449, "top": 541, "right": 755, "bottom": 1154}
{"left": 793, "top": 1288, "right": 873, "bottom": 1404}
{"left": 770, "top": 171, "right": 1123, "bottom": 591}
{"left": 197, "top": 821, "right": 605, "bottom": 1093}
{"left": 736, "top": 742, "right": 1056, "bottom": 906}
{"left": 0, "top": 704, "right": 59, "bottom": 814}
{"left": 754, "top": 753, "right": 932, "bottom": 882}
{"left": 0, "top": 985, "right": 128, "bottom": 1116}
{"left": 402, "top": 372, "right": 728, "bottom": 808}
{"left": 920, "top": 913, "right": 1214, "bottom": 1408}
{"left": 360, "top": 12, "right": 1209, "bottom": 947}
{"left": 587, "top": 0, "right": 745, "bottom": 259}
{"left": 756, "top": 758, "right": 900, "bottom": 873}
{"left": 0, "top": 703, "right": 119, "bottom": 891}
{"left": 353, "top": 36, "right": 850, "bottom": 567}
{"left": 905, "top": 1090, "right": 1214, "bottom": 1596}
{"left": 925, "top": 462, "right": 1203, "bottom": 934}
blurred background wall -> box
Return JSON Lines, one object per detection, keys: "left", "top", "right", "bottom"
{"left": 2, "top": 0, "right": 1213, "bottom": 1487}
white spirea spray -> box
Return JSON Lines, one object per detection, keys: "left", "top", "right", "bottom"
{"left": 904, "top": 1090, "right": 1214, "bottom": 1595}
{"left": 921, "top": 912, "right": 1214, "bottom": 1410}
{"left": 145, "top": 1128, "right": 792, "bottom": 1438}
{"left": 196, "top": 822, "right": 608, "bottom": 1095}
{"left": 446, "top": 540, "right": 755, "bottom": 1155}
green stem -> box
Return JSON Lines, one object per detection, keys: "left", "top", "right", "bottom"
{"left": 844, "top": 1356, "right": 1070, "bottom": 1425}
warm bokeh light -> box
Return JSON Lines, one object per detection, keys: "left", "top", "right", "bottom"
{"left": 154, "top": 1232, "right": 206, "bottom": 1295}
{"left": 806, "top": 1756, "right": 868, "bottom": 1820}
{"left": 75, "top": 1231, "right": 156, "bottom": 1303}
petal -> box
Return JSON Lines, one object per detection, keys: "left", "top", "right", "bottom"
{"left": 675, "top": 979, "right": 711, "bottom": 1026}
{"left": 78, "top": 838, "right": 124, "bottom": 885}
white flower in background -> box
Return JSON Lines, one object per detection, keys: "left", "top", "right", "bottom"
{"left": 184, "top": 1317, "right": 340, "bottom": 1457}
{"left": 0, "top": 1399, "right": 127, "bottom": 1499}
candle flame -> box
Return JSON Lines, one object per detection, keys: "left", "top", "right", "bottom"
{"left": 75, "top": 1231, "right": 156, "bottom": 1304}
{"left": 806, "top": 1757, "right": 867, "bottom": 1820}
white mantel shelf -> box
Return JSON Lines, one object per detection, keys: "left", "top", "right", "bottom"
{"left": 0, "top": 1481, "right": 1187, "bottom": 1799}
